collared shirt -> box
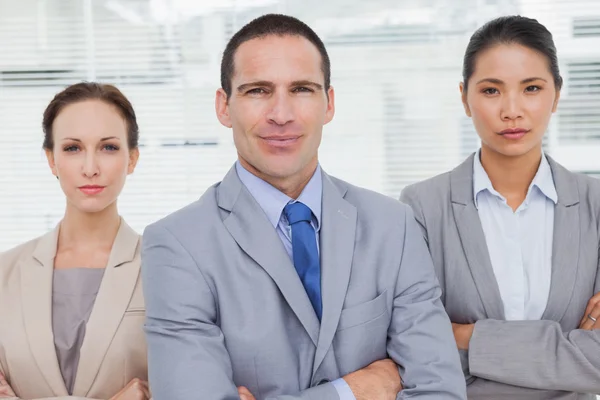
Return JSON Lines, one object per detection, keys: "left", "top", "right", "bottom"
{"left": 235, "top": 161, "right": 355, "bottom": 400}
{"left": 235, "top": 161, "right": 322, "bottom": 256}
{"left": 473, "top": 150, "right": 557, "bottom": 321}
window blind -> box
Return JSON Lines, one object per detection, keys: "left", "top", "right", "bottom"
{"left": 2, "top": 0, "right": 600, "bottom": 251}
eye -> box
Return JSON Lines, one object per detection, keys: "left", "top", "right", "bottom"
{"left": 102, "top": 144, "right": 120, "bottom": 151}
{"left": 247, "top": 88, "right": 267, "bottom": 95}
{"left": 482, "top": 87, "right": 499, "bottom": 95}
{"left": 525, "top": 85, "right": 541, "bottom": 92}
{"left": 63, "top": 145, "right": 79, "bottom": 152}
{"left": 292, "top": 86, "right": 314, "bottom": 93}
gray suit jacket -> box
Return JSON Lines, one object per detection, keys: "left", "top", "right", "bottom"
{"left": 141, "top": 165, "right": 467, "bottom": 400}
{"left": 401, "top": 154, "right": 600, "bottom": 399}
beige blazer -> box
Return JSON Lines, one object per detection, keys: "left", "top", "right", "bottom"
{"left": 0, "top": 219, "right": 147, "bottom": 400}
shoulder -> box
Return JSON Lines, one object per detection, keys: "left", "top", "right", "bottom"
{"left": 142, "top": 183, "right": 221, "bottom": 242}
{"left": 549, "top": 158, "right": 600, "bottom": 209}
{"left": 401, "top": 155, "right": 474, "bottom": 212}
{"left": 329, "top": 175, "right": 412, "bottom": 222}
{"left": 0, "top": 234, "right": 44, "bottom": 277}
{"left": 571, "top": 169, "right": 600, "bottom": 199}
{"left": 401, "top": 170, "right": 453, "bottom": 205}
{"left": 565, "top": 168, "right": 600, "bottom": 214}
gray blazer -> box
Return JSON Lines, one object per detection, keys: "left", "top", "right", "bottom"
{"left": 400, "top": 154, "right": 600, "bottom": 399}
{"left": 141, "top": 165, "right": 467, "bottom": 400}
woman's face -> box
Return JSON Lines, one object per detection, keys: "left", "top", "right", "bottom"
{"left": 461, "top": 43, "right": 560, "bottom": 159}
{"left": 45, "top": 100, "right": 138, "bottom": 214}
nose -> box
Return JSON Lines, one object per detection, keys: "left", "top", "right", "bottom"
{"left": 82, "top": 152, "right": 100, "bottom": 178}
{"left": 265, "top": 91, "right": 295, "bottom": 125}
{"left": 500, "top": 91, "right": 524, "bottom": 121}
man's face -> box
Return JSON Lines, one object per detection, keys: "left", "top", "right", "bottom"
{"left": 216, "top": 34, "right": 335, "bottom": 186}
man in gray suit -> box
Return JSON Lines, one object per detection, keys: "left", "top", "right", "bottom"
{"left": 141, "top": 13, "right": 466, "bottom": 400}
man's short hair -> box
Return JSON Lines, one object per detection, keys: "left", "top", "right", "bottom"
{"left": 220, "top": 14, "right": 331, "bottom": 99}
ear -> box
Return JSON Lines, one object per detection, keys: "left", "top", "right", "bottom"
{"left": 215, "top": 88, "right": 233, "bottom": 128}
{"left": 324, "top": 86, "right": 335, "bottom": 125}
{"left": 459, "top": 82, "right": 472, "bottom": 117}
{"left": 128, "top": 147, "right": 140, "bottom": 174}
{"left": 45, "top": 149, "right": 58, "bottom": 178}
{"left": 552, "top": 88, "right": 561, "bottom": 113}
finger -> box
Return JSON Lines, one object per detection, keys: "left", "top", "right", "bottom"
{"left": 139, "top": 381, "right": 151, "bottom": 399}
{"left": 133, "top": 379, "right": 149, "bottom": 395}
{"left": 590, "top": 306, "right": 600, "bottom": 330}
{"left": 238, "top": 386, "right": 256, "bottom": 400}
{"left": 580, "top": 302, "right": 600, "bottom": 328}
{"left": 238, "top": 386, "right": 252, "bottom": 395}
{"left": 581, "top": 304, "right": 600, "bottom": 330}
{"left": 584, "top": 292, "right": 600, "bottom": 316}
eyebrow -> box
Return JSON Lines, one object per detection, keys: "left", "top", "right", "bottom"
{"left": 291, "top": 80, "right": 323, "bottom": 90}
{"left": 236, "top": 80, "right": 323, "bottom": 92}
{"left": 62, "top": 136, "right": 121, "bottom": 142}
{"left": 476, "top": 77, "right": 548, "bottom": 85}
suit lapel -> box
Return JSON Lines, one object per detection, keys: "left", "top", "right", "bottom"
{"left": 20, "top": 224, "right": 69, "bottom": 396}
{"left": 312, "top": 173, "right": 356, "bottom": 374}
{"left": 542, "top": 157, "right": 580, "bottom": 321}
{"left": 450, "top": 155, "right": 505, "bottom": 320}
{"left": 219, "top": 167, "right": 320, "bottom": 346}
{"left": 72, "top": 219, "right": 140, "bottom": 396}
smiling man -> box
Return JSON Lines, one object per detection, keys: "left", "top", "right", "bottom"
{"left": 141, "top": 14, "right": 466, "bottom": 400}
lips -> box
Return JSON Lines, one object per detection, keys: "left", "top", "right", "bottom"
{"left": 498, "top": 128, "right": 530, "bottom": 140}
{"left": 260, "top": 136, "right": 300, "bottom": 148}
{"left": 79, "top": 185, "right": 105, "bottom": 195}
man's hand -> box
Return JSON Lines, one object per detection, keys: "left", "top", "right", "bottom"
{"left": 452, "top": 323, "right": 475, "bottom": 350}
{"left": 109, "top": 378, "right": 151, "bottom": 400}
{"left": 579, "top": 292, "right": 600, "bottom": 330}
{"left": 0, "top": 372, "right": 16, "bottom": 398}
{"left": 343, "top": 359, "right": 402, "bottom": 400}
{"left": 238, "top": 386, "right": 256, "bottom": 400}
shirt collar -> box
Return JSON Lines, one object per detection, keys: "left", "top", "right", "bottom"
{"left": 235, "top": 161, "right": 322, "bottom": 230}
{"left": 473, "top": 149, "right": 558, "bottom": 208}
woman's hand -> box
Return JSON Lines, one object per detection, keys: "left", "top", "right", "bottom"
{"left": 0, "top": 371, "right": 16, "bottom": 398}
{"left": 109, "top": 378, "right": 151, "bottom": 400}
{"left": 579, "top": 292, "right": 600, "bottom": 330}
{"left": 452, "top": 323, "right": 475, "bottom": 350}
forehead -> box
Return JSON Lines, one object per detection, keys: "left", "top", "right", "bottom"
{"left": 232, "top": 34, "right": 324, "bottom": 84}
{"left": 53, "top": 100, "right": 127, "bottom": 139}
{"left": 471, "top": 43, "right": 553, "bottom": 81}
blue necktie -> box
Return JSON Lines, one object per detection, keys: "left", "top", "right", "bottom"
{"left": 283, "top": 202, "right": 322, "bottom": 320}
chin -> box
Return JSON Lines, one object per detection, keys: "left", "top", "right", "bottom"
{"left": 69, "top": 197, "right": 116, "bottom": 214}
{"left": 487, "top": 140, "right": 541, "bottom": 158}
{"left": 250, "top": 158, "right": 300, "bottom": 179}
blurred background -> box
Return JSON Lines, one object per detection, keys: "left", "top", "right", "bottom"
{"left": 1, "top": 0, "right": 600, "bottom": 250}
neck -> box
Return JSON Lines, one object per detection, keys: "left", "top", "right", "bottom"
{"left": 58, "top": 202, "right": 121, "bottom": 249}
{"left": 239, "top": 156, "right": 318, "bottom": 199}
{"left": 479, "top": 144, "right": 542, "bottom": 199}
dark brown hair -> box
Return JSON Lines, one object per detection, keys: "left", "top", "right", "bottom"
{"left": 42, "top": 82, "right": 139, "bottom": 150}
{"left": 220, "top": 13, "right": 331, "bottom": 99}
{"left": 463, "top": 16, "right": 563, "bottom": 91}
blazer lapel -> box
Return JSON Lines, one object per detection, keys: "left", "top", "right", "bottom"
{"left": 219, "top": 166, "right": 320, "bottom": 346}
{"left": 450, "top": 154, "right": 505, "bottom": 320}
{"left": 312, "top": 173, "right": 356, "bottom": 374}
{"left": 72, "top": 219, "right": 141, "bottom": 396}
{"left": 20, "top": 224, "right": 69, "bottom": 396}
{"left": 542, "top": 157, "right": 580, "bottom": 321}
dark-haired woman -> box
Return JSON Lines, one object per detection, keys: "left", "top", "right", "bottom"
{"left": 401, "top": 16, "right": 600, "bottom": 399}
{"left": 0, "top": 83, "right": 149, "bottom": 399}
